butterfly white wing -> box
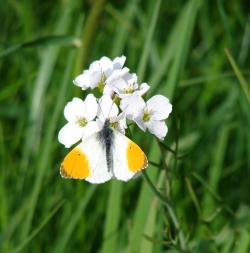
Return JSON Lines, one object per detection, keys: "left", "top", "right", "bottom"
{"left": 60, "top": 133, "right": 112, "bottom": 184}
{"left": 112, "top": 130, "right": 148, "bottom": 181}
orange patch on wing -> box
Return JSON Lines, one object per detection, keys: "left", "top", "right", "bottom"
{"left": 126, "top": 140, "right": 147, "bottom": 172}
{"left": 60, "top": 147, "right": 90, "bottom": 179}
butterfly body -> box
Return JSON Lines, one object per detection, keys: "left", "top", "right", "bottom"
{"left": 98, "top": 120, "right": 114, "bottom": 174}
{"left": 60, "top": 120, "right": 148, "bottom": 184}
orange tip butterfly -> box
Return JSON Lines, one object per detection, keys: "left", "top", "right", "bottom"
{"left": 60, "top": 119, "right": 148, "bottom": 184}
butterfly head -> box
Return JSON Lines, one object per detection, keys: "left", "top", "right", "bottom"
{"left": 104, "top": 119, "right": 111, "bottom": 129}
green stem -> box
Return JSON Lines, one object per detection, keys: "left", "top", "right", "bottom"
{"left": 157, "top": 140, "right": 176, "bottom": 155}
{"left": 142, "top": 171, "right": 188, "bottom": 252}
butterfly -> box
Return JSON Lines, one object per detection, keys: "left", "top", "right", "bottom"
{"left": 60, "top": 119, "right": 148, "bottom": 184}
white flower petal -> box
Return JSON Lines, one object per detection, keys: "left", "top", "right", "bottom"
{"left": 113, "top": 112, "right": 127, "bottom": 134}
{"left": 126, "top": 72, "right": 138, "bottom": 84}
{"left": 58, "top": 122, "right": 83, "bottom": 148}
{"left": 111, "top": 78, "right": 128, "bottom": 92}
{"left": 88, "top": 70, "right": 102, "bottom": 89}
{"left": 73, "top": 72, "right": 91, "bottom": 90}
{"left": 89, "top": 60, "right": 100, "bottom": 71}
{"left": 106, "top": 67, "right": 130, "bottom": 85}
{"left": 96, "top": 118, "right": 105, "bottom": 128}
{"left": 120, "top": 93, "right": 145, "bottom": 119}
{"left": 83, "top": 94, "right": 98, "bottom": 121}
{"left": 113, "top": 55, "right": 126, "bottom": 69}
{"left": 82, "top": 121, "right": 101, "bottom": 140}
{"left": 134, "top": 116, "right": 147, "bottom": 131}
{"left": 99, "top": 56, "right": 113, "bottom": 77}
{"left": 116, "top": 111, "right": 127, "bottom": 123}
{"left": 146, "top": 95, "right": 172, "bottom": 120}
{"left": 74, "top": 65, "right": 103, "bottom": 90}
{"left": 118, "top": 70, "right": 137, "bottom": 85}
{"left": 97, "top": 95, "right": 118, "bottom": 121}
{"left": 103, "top": 84, "right": 114, "bottom": 97}
{"left": 147, "top": 120, "right": 168, "bottom": 140}
{"left": 138, "top": 82, "right": 150, "bottom": 96}
{"left": 64, "top": 97, "right": 85, "bottom": 122}
{"left": 116, "top": 124, "right": 126, "bottom": 134}
{"left": 107, "top": 69, "right": 139, "bottom": 98}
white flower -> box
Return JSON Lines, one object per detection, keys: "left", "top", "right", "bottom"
{"left": 97, "top": 95, "right": 127, "bottom": 134}
{"left": 133, "top": 95, "right": 172, "bottom": 140}
{"left": 58, "top": 94, "right": 99, "bottom": 148}
{"left": 106, "top": 68, "right": 150, "bottom": 98}
{"left": 73, "top": 56, "right": 126, "bottom": 90}
{"left": 120, "top": 92, "right": 146, "bottom": 120}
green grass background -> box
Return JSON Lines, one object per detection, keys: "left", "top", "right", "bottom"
{"left": 1, "top": 0, "right": 250, "bottom": 252}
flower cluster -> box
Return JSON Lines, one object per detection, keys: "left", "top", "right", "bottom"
{"left": 58, "top": 56, "right": 172, "bottom": 148}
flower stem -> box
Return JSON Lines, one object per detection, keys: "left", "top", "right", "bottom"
{"left": 157, "top": 140, "right": 176, "bottom": 155}
{"left": 142, "top": 171, "right": 189, "bottom": 252}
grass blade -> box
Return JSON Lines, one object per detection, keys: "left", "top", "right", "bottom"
{"left": 12, "top": 200, "right": 64, "bottom": 253}
{"left": 100, "top": 181, "right": 122, "bottom": 253}
{"left": 234, "top": 229, "right": 250, "bottom": 253}
{"left": 0, "top": 35, "right": 80, "bottom": 59}
{"left": 201, "top": 125, "right": 231, "bottom": 218}
{"left": 20, "top": 7, "right": 80, "bottom": 238}
{"left": 165, "top": 0, "right": 201, "bottom": 99}
{"left": 137, "top": 0, "right": 162, "bottom": 81}
{"left": 225, "top": 48, "right": 250, "bottom": 104}
{"left": 53, "top": 186, "right": 97, "bottom": 253}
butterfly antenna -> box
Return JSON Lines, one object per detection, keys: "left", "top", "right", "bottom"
{"left": 97, "top": 97, "right": 116, "bottom": 124}
{"left": 97, "top": 97, "right": 106, "bottom": 120}
{"left": 107, "top": 99, "right": 116, "bottom": 119}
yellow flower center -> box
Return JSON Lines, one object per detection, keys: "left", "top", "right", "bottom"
{"left": 110, "top": 121, "right": 119, "bottom": 129}
{"left": 76, "top": 117, "right": 88, "bottom": 127}
{"left": 123, "top": 83, "right": 135, "bottom": 94}
{"left": 97, "top": 73, "right": 106, "bottom": 93}
{"left": 142, "top": 109, "right": 151, "bottom": 122}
